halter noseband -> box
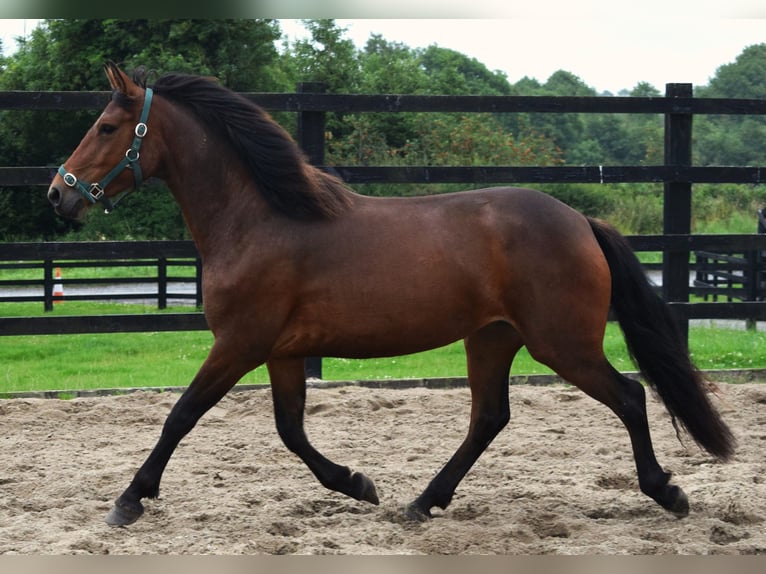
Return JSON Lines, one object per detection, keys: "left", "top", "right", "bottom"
{"left": 58, "top": 87, "right": 153, "bottom": 214}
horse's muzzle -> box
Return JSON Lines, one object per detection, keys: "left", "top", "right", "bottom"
{"left": 47, "top": 183, "right": 86, "bottom": 220}
{"left": 47, "top": 184, "right": 62, "bottom": 208}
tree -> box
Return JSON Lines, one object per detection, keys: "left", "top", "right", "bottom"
{"left": 695, "top": 44, "right": 766, "bottom": 166}
{"left": 530, "top": 71, "right": 597, "bottom": 163}
{"left": 418, "top": 45, "right": 511, "bottom": 96}
{"left": 573, "top": 82, "right": 663, "bottom": 166}
{"left": 702, "top": 44, "right": 766, "bottom": 100}
{"left": 359, "top": 35, "right": 427, "bottom": 95}
{"left": 353, "top": 41, "right": 517, "bottom": 150}
{"left": 289, "top": 19, "right": 360, "bottom": 93}
{"left": 283, "top": 19, "right": 363, "bottom": 143}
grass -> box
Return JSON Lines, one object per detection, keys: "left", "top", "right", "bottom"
{"left": 2, "top": 298, "right": 766, "bottom": 394}
{"left": 0, "top": 263, "right": 198, "bottom": 281}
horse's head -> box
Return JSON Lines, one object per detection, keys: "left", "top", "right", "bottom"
{"left": 48, "top": 62, "right": 157, "bottom": 220}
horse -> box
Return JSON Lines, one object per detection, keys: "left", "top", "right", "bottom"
{"left": 47, "top": 62, "right": 735, "bottom": 527}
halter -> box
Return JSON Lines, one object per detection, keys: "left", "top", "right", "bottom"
{"left": 58, "top": 87, "right": 153, "bottom": 214}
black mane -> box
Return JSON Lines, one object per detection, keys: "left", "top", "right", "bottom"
{"left": 134, "top": 69, "right": 353, "bottom": 219}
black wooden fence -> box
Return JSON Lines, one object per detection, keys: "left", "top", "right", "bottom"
{"left": 0, "top": 240, "right": 202, "bottom": 311}
{"left": 2, "top": 84, "right": 766, "bottom": 377}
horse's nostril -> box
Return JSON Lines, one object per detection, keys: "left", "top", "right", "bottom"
{"left": 47, "top": 186, "right": 61, "bottom": 206}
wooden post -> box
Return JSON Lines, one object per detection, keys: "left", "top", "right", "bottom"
{"left": 43, "top": 259, "right": 53, "bottom": 312}
{"left": 158, "top": 257, "right": 168, "bottom": 309}
{"left": 296, "top": 82, "right": 327, "bottom": 167}
{"left": 297, "top": 81, "right": 327, "bottom": 380}
{"left": 746, "top": 249, "right": 758, "bottom": 330}
{"left": 195, "top": 258, "right": 203, "bottom": 309}
{"left": 663, "top": 83, "right": 693, "bottom": 342}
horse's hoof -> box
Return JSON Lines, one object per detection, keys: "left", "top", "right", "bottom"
{"left": 404, "top": 501, "right": 432, "bottom": 522}
{"left": 104, "top": 498, "right": 144, "bottom": 526}
{"left": 666, "top": 486, "right": 689, "bottom": 518}
{"left": 351, "top": 471, "right": 379, "bottom": 505}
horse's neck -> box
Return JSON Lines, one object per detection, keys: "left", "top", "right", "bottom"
{"left": 158, "top": 109, "right": 273, "bottom": 258}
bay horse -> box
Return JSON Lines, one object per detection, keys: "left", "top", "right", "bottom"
{"left": 48, "top": 62, "right": 735, "bottom": 527}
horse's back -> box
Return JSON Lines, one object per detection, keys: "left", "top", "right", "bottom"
{"left": 396, "top": 186, "right": 606, "bottom": 283}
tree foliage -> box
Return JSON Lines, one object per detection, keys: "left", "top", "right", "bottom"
{"left": 694, "top": 44, "right": 766, "bottom": 166}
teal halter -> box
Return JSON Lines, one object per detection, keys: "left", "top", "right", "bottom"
{"left": 58, "top": 87, "right": 153, "bottom": 213}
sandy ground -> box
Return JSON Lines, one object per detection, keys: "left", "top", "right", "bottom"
{"left": 0, "top": 379, "right": 764, "bottom": 555}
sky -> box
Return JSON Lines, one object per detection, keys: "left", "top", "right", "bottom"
{"left": 0, "top": 18, "right": 37, "bottom": 55}
{"left": 1, "top": 17, "right": 764, "bottom": 94}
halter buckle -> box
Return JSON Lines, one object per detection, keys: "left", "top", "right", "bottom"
{"left": 63, "top": 172, "right": 77, "bottom": 188}
{"left": 135, "top": 122, "right": 147, "bottom": 138}
{"left": 88, "top": 183, "right": 105, "bottom": 201}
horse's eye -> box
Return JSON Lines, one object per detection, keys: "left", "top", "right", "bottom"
{"left": 99, "top": 124, "right": 117, "bottom": 135}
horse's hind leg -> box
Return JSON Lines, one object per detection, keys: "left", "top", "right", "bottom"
{"left": 105, "top": 339, "right": 258, "bottom": 526}
{"left": 267, "top": 357, "right": 379, "bottom": 505}
{"left": 406, "top": 322, "right": 522, "bottom": 521}
{"left": 552, "top": 357, "right": 689, "bottom": 517}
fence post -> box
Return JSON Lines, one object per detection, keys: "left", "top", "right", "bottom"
{"left": 746, "top": 249, "right": 758, "bottom": 329}
{"left": 757, "top": 209, "right": 766, "bottom": 306}
{"left": 43, "top": 259, "right": 54, "bottom": 312}
{"left": 297, "top": 81, "right": 327, "bottom": 380}
{"left": 663, "top": 83, "right": 693, "bottom": 342}
{"left": 158, "top": 257, "right": 168, "bottom": 309}
{"left": 742, "top": 208, "right": 766, "bottom": 329}
{"left": 195, "top": 258, "right": 203, "bottom": 309}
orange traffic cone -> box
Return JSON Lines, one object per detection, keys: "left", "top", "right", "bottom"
{"left": 53, "top": 267, "right": 64, "bottom": 304}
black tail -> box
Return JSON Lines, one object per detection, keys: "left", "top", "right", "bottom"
{"left": 587, "top": 217, "right": 736, "bottom": 460}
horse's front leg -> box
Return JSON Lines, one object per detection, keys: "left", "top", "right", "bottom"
{"left": 105, "top": 340, "right": 258, "bottom": 526}
{"left": 267, "top": 357, "right": 379, "bottom": 505}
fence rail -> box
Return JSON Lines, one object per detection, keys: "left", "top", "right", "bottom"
{"left": 4, "top": 165, "right": 766, "bottom": 188}
{"left": 3, "top": 85, "right": 766, "bottom": 375}
{"left": 3, "top": 90, "right": 766, "bottom": 113}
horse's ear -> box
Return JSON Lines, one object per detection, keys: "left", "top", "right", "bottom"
{"left": 104, "top": 61, "right": 135, "bottom": 95}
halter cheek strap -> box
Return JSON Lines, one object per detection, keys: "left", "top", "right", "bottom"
{"left": 58, "top": 87, "right": 153, "bottom": 214}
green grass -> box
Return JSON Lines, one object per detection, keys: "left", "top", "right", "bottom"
{"left": 1, "top": 330, "right": 218, "bottom": 393}
{"left": 2, "top": 296, "right": 766, "bottom": 394}
{"left": 0, "top": 263, "right": 198, "bottom": 286}
{"left": 0, "top": 301, "right": 188, "bottom": 317}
